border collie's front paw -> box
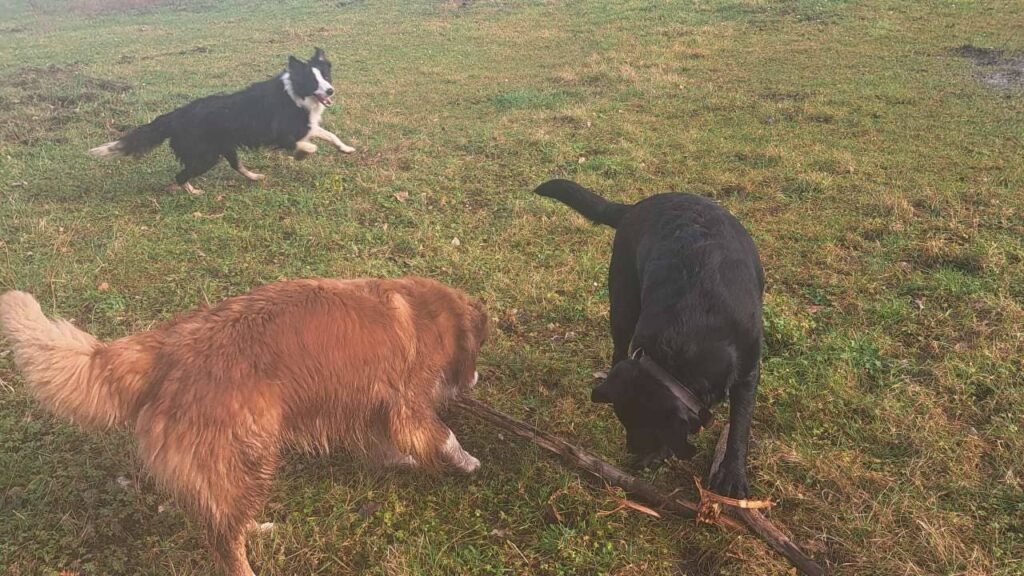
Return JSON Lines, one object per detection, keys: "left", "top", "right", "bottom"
{"left": 338, "top": 144, "right": 355, "bottom": 154}
{"left": 708, "top": 466, "right": 750, "bottom": 499}
{"left": 294, "top": 141, "right": 317, "bottom": 160}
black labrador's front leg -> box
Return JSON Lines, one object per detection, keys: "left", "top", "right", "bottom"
{"left": 607, "top": 252, "right": 641, "bottom": 366}
{"left": 708, "top": 365, "right": 758, "bottom": 498}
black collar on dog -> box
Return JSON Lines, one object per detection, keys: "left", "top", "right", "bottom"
{"left": 632, "top": 348, "right": 714, "bottom": 431}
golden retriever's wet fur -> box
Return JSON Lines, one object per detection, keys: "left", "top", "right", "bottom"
{"left": 0, "top": 277, "right": 489, "bottom": 576}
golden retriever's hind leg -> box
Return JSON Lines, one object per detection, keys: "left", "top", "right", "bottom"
{"left": 210, "top": 526, "right": 255, "bottom": 576}
{"left": 155, "top": 441, "right": 278, "bottom": 576}
{"left": 208, "top": 460, "right": 277, "bottom": 576}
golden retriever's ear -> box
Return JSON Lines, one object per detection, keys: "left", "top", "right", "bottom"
{"left": 469, "top": 298, "right": 490, "bottom": 344}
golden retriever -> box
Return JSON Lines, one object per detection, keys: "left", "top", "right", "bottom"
{"left": 0, "top": 277, "right": 489, "bottom": 576}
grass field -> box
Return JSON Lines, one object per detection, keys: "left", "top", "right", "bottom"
{"left": 1, "top": 0, "right": 1023, "bottom": 574}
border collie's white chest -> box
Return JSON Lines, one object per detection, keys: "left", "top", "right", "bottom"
{"left": 306, "top": 102, "right": 324, "bottom": 131}
{"left": 280, "top": 73, "right": 326, "bottom": 134}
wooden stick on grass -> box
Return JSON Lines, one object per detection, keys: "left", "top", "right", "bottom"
{"left": 453, "top": 396, "right": 826, "bottom": 576}
{"left": 707, "top": 424, "right": 826, "bottom": 576}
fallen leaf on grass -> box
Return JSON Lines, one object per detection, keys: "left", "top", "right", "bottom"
{"left": 393, "top": 191, "right": 409, "bottom": 203}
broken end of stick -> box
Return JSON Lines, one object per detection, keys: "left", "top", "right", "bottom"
{"left": 454, "top": 395, "right": 827, "bottom": 576}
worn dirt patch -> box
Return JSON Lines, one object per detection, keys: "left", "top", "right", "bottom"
{"left": 953, "top": 44, "right": 1024, "bottom": 92}
{"left": 0, "top": 65, "right": 131, "bottom": 146}
{"left": 70, "top": 0, "right": 190, "bottom": 15}
{"left": 118, "top": 45, "right": 210, "bottom": 64}
{"left": 21, "top": 0, "right": 213, "bottom": 16}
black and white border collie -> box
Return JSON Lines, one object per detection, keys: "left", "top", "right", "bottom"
{"left": 89, "top": 48, "right": 355, "bottom": 195}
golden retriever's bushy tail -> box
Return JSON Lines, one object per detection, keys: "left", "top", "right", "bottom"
{"left": 0, "top": 290, "right": 155, "bottom": 429}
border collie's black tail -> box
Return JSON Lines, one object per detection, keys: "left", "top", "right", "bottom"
{"left": 533, "top": 179, "right": 630, "bottom": 228}
{"left": 89, "top": 112, "right": 176, "bottom": 159}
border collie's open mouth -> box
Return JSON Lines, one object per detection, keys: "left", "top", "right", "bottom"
{"left": 315, "top": 94, "right": 333, "bottom": 106}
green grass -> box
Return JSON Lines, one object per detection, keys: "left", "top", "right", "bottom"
{"left": 2, "top": 0, "right": 1023, "bottom": 574}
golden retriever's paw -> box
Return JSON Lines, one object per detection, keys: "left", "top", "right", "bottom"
{"left": 455, "top": 453, "right": 480, "bottom": 474}
{"left": 247, "top": 521, "right": 277, "bottom": 536}
{"left": 387, "top": 454, "right": 419, "bottom": 468}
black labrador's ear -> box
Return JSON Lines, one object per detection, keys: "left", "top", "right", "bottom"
{"left": 591, "top": 359, "right": 640, "bottom": 404}
{"left": 311, "top": 47, "right": 326, "bottom": 62}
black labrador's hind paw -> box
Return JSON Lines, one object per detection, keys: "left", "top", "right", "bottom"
{"left": 708, "top": 464, "right": 750, "bottom": 499}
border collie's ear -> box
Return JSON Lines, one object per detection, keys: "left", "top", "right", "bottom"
{"left": 288, "top": 55, "right": 305, "bottom": 70}
{"left": 591, "top": 360, "right": 639, "bottom": 404}
{"left": 311, "top": 47, "right": 326, "bottom": 62}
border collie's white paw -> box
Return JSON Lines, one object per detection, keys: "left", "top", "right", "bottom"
{"left": 239, "top": 169, "right": 265, "bottom": 182}
{"left": 294, "top": 141, "right": 317, "bottom": 160}
{"left": 167, "top": 183, "right": 204, "bottom": 196}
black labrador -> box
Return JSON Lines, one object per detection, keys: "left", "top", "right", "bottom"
{"left": 535, "top": 179, "right": 764, "bottom": 498}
